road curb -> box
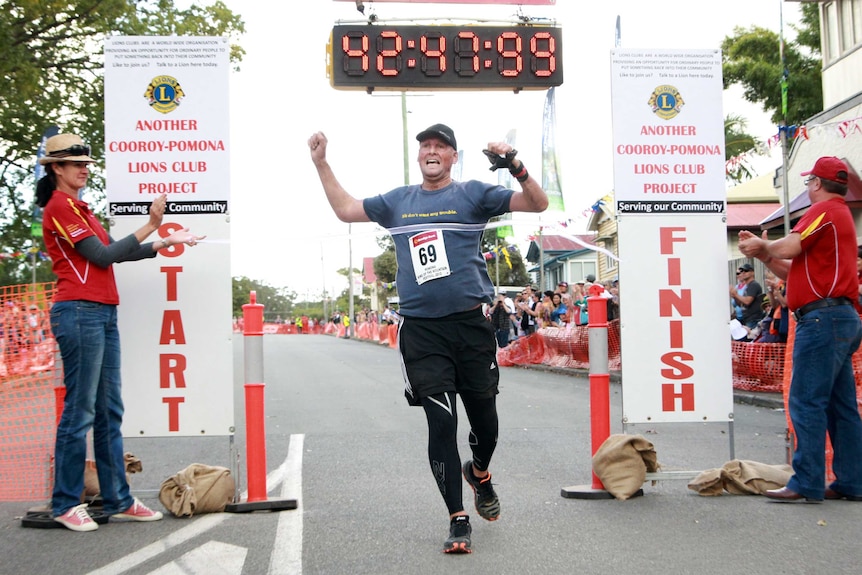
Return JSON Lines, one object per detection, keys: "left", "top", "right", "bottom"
{"left": 511, "top": 363, "right": 786, "bottom": 410}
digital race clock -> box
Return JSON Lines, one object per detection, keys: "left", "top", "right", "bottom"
{"left": 327, "top": 24, "right": 563, "bottom": 92}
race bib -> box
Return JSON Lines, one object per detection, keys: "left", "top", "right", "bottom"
{"left": 409, "top": 230, "right": 451, "bottom": 285}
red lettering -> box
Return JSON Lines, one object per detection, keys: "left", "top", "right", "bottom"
{"left": 659, "top": 227, "right": 686, "bottom": 254}
{"left": 162, "top": 397, "right": 185, "bottom": 432}
{"left": 159, "top": 310, "right": 187, "bottom": 344}
{"left": 667, "top": 258, "right": 681, "bottom": 285}
{"left": 661, "top": 383, "right": 695, "bottom": 411}
{"left": 660, "top": 351, "right": 695, "bottom": 379}
{"left": 669, "top": 320, "right": 684, "bottom": 348}
{"left": 658, "top": 289, "right": 692, "bottom": 317}
{"left": 159, "top": 353, "right": 187, "bottom": 388}
{"left": 157, "top": 223, "right": 186, "bottom": 257}
{"left": 161, "top": 266, "right": 182, "bottom": 301}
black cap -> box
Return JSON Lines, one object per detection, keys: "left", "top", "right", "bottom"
{"left": 739, "top": 263, "right": 754, "bottom": 272}
{"left": 416, "top": 123, "right": 457, "bottom": 150}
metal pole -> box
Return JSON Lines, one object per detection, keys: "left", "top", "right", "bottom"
{"left": 780, "top": 127, "right": 791, "bottom": 235}
{"left": 348, "top": 224, "right": 355, "bottom": 338}
{"left": 402, "top": 92, "right": 409, "bottom": 185}
{"left": 779, "top": 0, "right": 791, "bottom": 235}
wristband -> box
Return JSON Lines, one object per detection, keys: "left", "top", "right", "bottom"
{"left": 510, "top": 162, "right": 528, "bottom": 182}
{"left": 160, "top": 238, "right": 170, "bottom": 249}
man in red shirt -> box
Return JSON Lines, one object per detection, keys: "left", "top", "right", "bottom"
{"left": 739, "top": 156, "right": 862, "bottom": 502}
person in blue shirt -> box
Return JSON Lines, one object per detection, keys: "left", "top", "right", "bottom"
{"left": 308, "top": 123, "right": 548, "bottom": 554}
{"left": 549, "top": 292, "right": 568, "bottom": 326}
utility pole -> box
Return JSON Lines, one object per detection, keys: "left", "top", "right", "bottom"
{"left": 779, "top": 0, "right": 791, "bottom": 235}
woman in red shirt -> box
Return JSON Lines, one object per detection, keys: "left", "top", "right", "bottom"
{"left": 37, "top": 133, "right": 203, "bottom": 532}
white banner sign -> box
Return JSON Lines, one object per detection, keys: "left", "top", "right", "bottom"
{"left": 611, "top": 49, "right": 726, "bottom": 211}
{"left": 611, "top": 48, "right": 733, "bottom": 424}
{"left": 104, "top": 36, "right": 233, "bottom": 436}
{"left": 616, "top": 216, "right": 734, "bottom": 423}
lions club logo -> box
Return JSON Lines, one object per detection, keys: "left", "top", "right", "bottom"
{"left": 648, "top": 85, "right": 684, "bottom": 120}
{"left": 144, "top": 75, "right": 185, "bottom": 114}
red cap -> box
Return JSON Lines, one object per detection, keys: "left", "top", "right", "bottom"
{"left": 801, "top": 156, "right": 849, "bottom": 184}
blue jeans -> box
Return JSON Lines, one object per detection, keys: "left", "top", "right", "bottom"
{"left": 787, "top": 304, "right": 862, "bottom": 499}
{"left": 495, "top": 328, "right": 510, "bottom": 348}
{"left": 51, "top": 301, "right": 133, "bottom": 516}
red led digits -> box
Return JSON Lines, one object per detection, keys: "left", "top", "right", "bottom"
{"left": 419, "top": 32, "right": 446, "bottom": 76}
{"left": 341, "top": 31, "right": 369, "bottom": 76}
{"left": 496, "top": 32, "right": 523, "bottom": 78}
{"left": 530, "top": 32, "right": 556, "bottom": 77}
{"left": 376, "top": 30, "right": 402, "bottom": 76}
{"left": 454, "top": 31, "right": 479, "bottom": 76}
{"left": 329, "top": 24, "right": 563, "bottom": 91}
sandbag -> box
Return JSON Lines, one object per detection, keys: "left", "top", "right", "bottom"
{"left": 688, "top": 460, "right": 792, "bottom": 496}
{"left": 159, "top": 463, "right": 235, "bottom": 517}
{"left": 82, "top": 452, "right": 143, "bottom": 500}
{"left": 592, "top": 434, "right": 660, "bottom": 500}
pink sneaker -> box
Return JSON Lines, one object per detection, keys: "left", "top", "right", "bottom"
{"left": 54, "top": 504, "right": 99, "bottom": 532}
{"left": 113, "top": 498, "right": 164, "bottom": 522}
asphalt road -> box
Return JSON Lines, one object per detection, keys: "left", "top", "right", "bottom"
{"left": 1, "top": 335, "right": 860, "bottom": 575}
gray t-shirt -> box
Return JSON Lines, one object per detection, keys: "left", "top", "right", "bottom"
{"left": 363, "top": 180, "right": 513, "bottom": 318}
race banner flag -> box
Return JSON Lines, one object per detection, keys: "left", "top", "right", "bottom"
{"left": 496, "top": 129, "right": 516, "bottom": 238}
{"left": 31, "top": 125, "right": 60, "bottom": 237}
{"left": 542, "top": 87, "right": 565, "bottom": 211}
{"left": 452, "top": 148, "right": 464, "bottom": 181}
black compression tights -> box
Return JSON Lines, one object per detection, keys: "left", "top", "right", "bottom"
{"left": 421, "top": 391, "right": 499, "bottom": 515}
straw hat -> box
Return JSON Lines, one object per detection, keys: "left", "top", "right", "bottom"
{"left": 38, "top": 133, "right": 96, "bottom": 165}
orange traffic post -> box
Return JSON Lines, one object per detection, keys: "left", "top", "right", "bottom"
{"left": 561, "top": 284, "right": 616, "bottom": 499}
{"left": 225, "top": 291, "right": 297, "bottom": 513}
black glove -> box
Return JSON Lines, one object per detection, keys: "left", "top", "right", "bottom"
{"left": 483, "top": 148, "right": 519, "bottom": 171}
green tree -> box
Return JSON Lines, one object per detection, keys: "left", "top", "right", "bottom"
{"left": 721, "top": 3, "right": 822, "bottom": 126}
{"left": 333, "top": 267, "right": 367, "bottom": 314}
{"left": 372, "top": 234, "right": 397, "bottom": 309}
{"left": 724, "top": 114, "right": 765, "bottom": 183}
{"left": 0, "top": 0, "right": 245, "bottom": 286}
{"left": 232, "top": 276, "right": 296, "bottom": 321}
{"left": 481, "top": 228, "right": 529, "bottom": 288}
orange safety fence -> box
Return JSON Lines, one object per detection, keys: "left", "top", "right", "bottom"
{"left": 526, "top": 320, "right": 622, "bottom": 371}
{"left": 1, "top": 283, "right": 59, "bottom": 501}
{"left": 730, "top": 341, "right": 787, "bottom": 393}
{"left": 497, "top": 332, "right": 546, "bottom": 367}
{"left": 8, "top": 285, "right": 862, "bottom": 501}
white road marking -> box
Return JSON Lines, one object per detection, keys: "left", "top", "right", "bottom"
{"left": 87, "top": 514, "right": 230, "bottom": 575}
{"left": 146, "top": 541, "right": 247, "bottom": 575}
{"left": 86, "top": 435, "right": 302, "bottom": 575}
{"left": 267, "top": 433, "right": 304, "bottom": 575}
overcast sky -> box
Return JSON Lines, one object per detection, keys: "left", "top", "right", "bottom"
{"left": 198, "top": 0, "right": 801, "bottom": 299}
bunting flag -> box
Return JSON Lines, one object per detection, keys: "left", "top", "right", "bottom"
{"left": 541, "top": 87, "right": 565, "bottom": 211}
{"left": 496, "top": 129, "right": 516, "bottom": 239}
{"left": 0, "top": 249, "right": 50, "bottom": 260}
{"left": 726, "top": 113, "right": 862, "bottom": 175}
{"left": 482, "top": 244, "right": 518, "bottom": 268}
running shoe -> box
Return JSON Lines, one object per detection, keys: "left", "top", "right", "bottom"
{"left": 462, "top": 460, "right": 500, "bottom": 521}
{"left": 443, "top": 515, "right": 472, "bottom": 554}
{"left": 113, "top": 498, "right": 164, "bottom": 521}
{"left": 54, "top": 504, "right": 98, "bottom": 532}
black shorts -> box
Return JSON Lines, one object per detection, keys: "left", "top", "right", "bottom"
{"left": 398, "top": 307, "right": 500, "bottom": 406}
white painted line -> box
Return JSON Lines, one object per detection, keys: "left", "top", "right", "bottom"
{"left": 146, "top": 541, "right": 248, "bottom": 575}
{"left": 87, "top": 514, "right": 229, "bottom": 575}
{"left": 86, "top": 443, "right": 295, "bottom": 575}
{"left": 267, "top": 433, "right": 304, "bottom": 575}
